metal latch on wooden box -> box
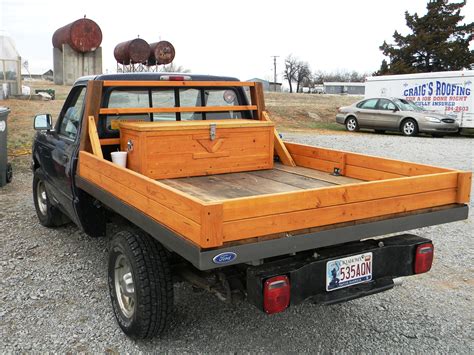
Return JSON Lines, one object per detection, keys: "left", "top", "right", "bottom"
{"left": 210, "top": 123, "right": 216, "bottom": 141}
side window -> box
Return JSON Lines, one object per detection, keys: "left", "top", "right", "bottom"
{"left": 377, "top": 99, "right": 396, "bottom": 110}
{"left": 359, "top": 98, "right": 379, "bottom": 109}
{"left": 58, "top": 87, "right": 86, "bottom": 140}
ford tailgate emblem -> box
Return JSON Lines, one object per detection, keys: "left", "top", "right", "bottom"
{"left": 213, "top": 252, "right": 237, "bottom": 264}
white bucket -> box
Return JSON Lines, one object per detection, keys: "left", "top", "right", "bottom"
{"left": 111, "top": 151, "right": 127, "bottom": 168}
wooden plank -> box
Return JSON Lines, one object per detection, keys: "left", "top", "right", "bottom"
{"left": 285, "top": 142, "right": 344, "bottom": 164}
{"left": 80, "top": 161, "right": 203, "bottom": 245}
{"left": 262, "top": 111, "right": 295, "bottom": 166}
{"left": 100, "top": 105, "right": 257, "bottom": 115}
{"left": 456, "top": 171, "right": 472, "bottom": 203}
{"left": 292, "top": 154, "right": 344, "bottom": 174}
{"left": 249, "top": 82, "right": 264, "bottom": 120}
{"left": 99, "top": 138, "right": 120, "bottom": 146}
{"left": 284, "top": 141, "right": 451, "bottom": 177}
{"left": 346, "top": 153, "right": 449, "bottom": 176}
{"left": 79, "top": 151, "right": 204, "bottom": 223}
{"left": 345, "top": 165, "right": 403, "bottom": 181}
{"left": 79, "top": 80, "right": 103, "bottom": 154}
{"left": 249, "top": 169, "right": 333, "bottom": 189}
{"left": 161, "top": 171, "right": 302, "bottom": 201}
{"left": 102, "top": 80, "right": 256, "bottom": 87}
{"left": 119, "top": 119, "right": 273, "bottom": 131}
{"left": 201, "top": 203, "right": 224, "bottom": 247}
{"left": 274, "top": 163, "right": 362, "bottom": 185}
{"left": 221, "top": 172, "right": 459, "bottom": 221}
{"left": 88, "top": 116, "right": 103, "bottom": 159}
{"left": 222, "top": 188, "right": 458, "bottom": 241}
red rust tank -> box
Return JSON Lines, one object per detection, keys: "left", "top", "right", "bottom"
{"left": 52, "top": 18, "right": 102, "bottom": 53}
{"left": 148, "top": 41, "right": 175, "bottom": 65}
{"left": 114, "top": 39, "right": 151, "bottom": 65}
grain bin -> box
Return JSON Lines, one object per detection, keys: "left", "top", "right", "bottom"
{"left": 52, "top": 18, "right": 102, "bottom": 53}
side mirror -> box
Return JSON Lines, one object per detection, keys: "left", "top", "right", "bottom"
{"left": 392, "top": 107, "right": 399, "bottom": 112}
{"left": 34, "top": 114, "right": 52, "bottom": 131}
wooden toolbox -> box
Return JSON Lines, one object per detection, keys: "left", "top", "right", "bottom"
{"left": 119, "top": 119, "right": 275, "bottom": 179}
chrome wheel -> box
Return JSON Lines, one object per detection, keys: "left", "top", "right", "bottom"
{"left": 403, "top": 121, "right": 415, "bottom": 135}
{"left": 36, "top": 180, "right": 48, "bottom": 216}
{"left": 402, "top": 119, "right": 418, "bottom": 136}
{"left": 114, "top": 254, "right": 136, "bottom": 318}
{"left": 346, "top": 118, "right": 358, "bottom": 132}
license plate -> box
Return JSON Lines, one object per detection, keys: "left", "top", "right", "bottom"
{"left": 326, "top": 252, "right": 373, "bottom": 291}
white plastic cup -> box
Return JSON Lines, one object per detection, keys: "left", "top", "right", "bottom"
{"left": 111, "top": 151, "right": 127, "bottom": 168}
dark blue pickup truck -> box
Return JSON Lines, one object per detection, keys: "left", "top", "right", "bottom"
{"left": 31, "top": 73, "right": 470, "bottom": 339}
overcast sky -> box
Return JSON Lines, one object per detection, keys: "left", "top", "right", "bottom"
{"left": 1, "top": 0, "right": 473, "bottom": 81}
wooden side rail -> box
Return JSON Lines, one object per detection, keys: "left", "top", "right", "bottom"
{"left": 100, "top": 105, "right": 257, "bottom": 115}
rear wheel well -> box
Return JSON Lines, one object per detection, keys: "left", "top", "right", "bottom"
{"left": 345, "top": 115, "right": 356, "bottom": 124}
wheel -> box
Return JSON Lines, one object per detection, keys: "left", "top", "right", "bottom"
{"left": 401, "top": 119, "right": 418, "bottom": 136}
{"left": 33, "top": 169, "right": 66, "bottom": 227}
{"left": 108, "top": 230, "right": 173, "bottom": 339}
{"left": 6, "top": 163, "right": 12, "bottom": 183}
{"left": 374, "top": 130, "right": 385, "bottom": 134}
{"left": 345, "top": 117, "right": 359, "bottom": 132}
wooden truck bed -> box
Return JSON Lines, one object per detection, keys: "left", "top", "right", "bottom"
{"left": 77, "top": 80, "right": 471, "bottom": 250}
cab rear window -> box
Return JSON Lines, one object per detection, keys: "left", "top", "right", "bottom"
{"left": 101, "top": 87, "right": 246, "bottom": 135}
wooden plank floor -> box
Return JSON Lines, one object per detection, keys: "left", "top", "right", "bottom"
{"left": 159, "top": 163, "right": 364, "bottom": 202}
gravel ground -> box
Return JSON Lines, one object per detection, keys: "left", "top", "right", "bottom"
{"left": 1, "top": 132, "right": 473, "bottom": 353}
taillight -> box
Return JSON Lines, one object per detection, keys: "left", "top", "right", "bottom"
{"left": 160, "top": 75, "right": 191, "bottom": 81}
{"left": 263, "top": 275, "right": 290, "bottom": 314}
{"left": 414, "top": 243, "right": 434, "bottom": 274}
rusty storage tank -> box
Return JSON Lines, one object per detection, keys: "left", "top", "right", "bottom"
{"left": 52, "top": 18, "right": 102, "bottom": 53}
{"left": 148, "top": 41, "right": 175, "bottom": 65}
{"left": 114, "top": 39, "right": 151, "bottom": 65}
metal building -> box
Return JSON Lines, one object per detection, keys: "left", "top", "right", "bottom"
{"left": 247, "top": 78, "right": 282, "bottom": 92}
{"left": 323, "top": 82, "right": 365, "bottom": 95}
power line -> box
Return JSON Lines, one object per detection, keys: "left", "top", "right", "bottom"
{"left": 270, "top": 55, "right": 280, "bottom": 92}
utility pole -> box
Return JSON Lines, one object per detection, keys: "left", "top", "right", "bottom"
{"left": 271, "top": 56, "right": 279, "bottom": 92}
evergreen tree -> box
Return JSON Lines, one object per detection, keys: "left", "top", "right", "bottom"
{"left": 377, "top": 0, "right": 473, "bottom": 75}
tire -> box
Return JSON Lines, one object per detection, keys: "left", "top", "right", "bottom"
{"left": 33, "top": 169, "right": 66, "bottom": 227}
{"left": 374, "top": 129, "right": 385, "bottom": 134}
{"left": 6, "top": 163, "right": 12, "bottom": 183}
{"left": 345, "top": 117, "right": 359, "bottom": 132}
{"left": 108, "top": 230, "right": 173, "bottom": 339}
{"left": 401, "top": 119, "right": 418, "bottom": 136}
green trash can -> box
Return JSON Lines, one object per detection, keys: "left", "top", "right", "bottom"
{"left": 0, "top": 106, "right": 12, "bottom": 187}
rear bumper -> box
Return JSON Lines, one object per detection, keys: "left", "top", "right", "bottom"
{"left": 335, "top": 114, "right": 346, "bottom": 124}
{"left": 247, "top": 234, "right": 431, "bottom": 310}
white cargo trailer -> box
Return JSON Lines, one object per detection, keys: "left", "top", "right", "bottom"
{"left": 365, "top": 71, "right": 473, "bottom": 133}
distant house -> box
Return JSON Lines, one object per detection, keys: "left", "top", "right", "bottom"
{"left": 323, "top": 82, "right": 365, "bottom": 95}
{"left": 21, "top": 69, "right": 54, "bottom": 81}
{"left": 247, "top": 78, "right": 282, "bottom": 92}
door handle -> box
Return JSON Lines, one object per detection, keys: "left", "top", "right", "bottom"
{"left": 62, "top": 154, "right": 69, "bottom": 162}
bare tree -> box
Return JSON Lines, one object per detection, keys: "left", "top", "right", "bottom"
{"left": 160, "top": 63, "right": 191, "bottom": 73}
{"left": 295, "top": 61, "right": 311, "bottom": 93}
{"left": 283, "top": 55, "right": 298, "bottom": 93}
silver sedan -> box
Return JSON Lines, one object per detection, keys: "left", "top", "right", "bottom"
{"left": 336, "top": 97, "right": 459, "bottom": 137}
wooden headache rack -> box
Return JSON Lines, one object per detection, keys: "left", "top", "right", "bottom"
{"left": 78, "top": 79, "right": 472, "bottom": 249}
